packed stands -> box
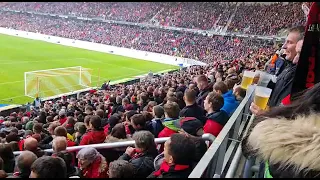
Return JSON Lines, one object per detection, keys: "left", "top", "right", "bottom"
{"left": 228, "top": 2, "right": 305, "bottom": 35}
{"left": 0, "top": 2, "right": 305, "bottom": 35}
{"left": 0, "top": 1, "right": 314, "bottom": 178}
{"left": 0, "top": 11, "right": 274, "bottom": 63}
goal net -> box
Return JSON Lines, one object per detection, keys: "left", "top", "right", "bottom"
{"left": 24, "top": 66, "right": 92, "bottom": 99}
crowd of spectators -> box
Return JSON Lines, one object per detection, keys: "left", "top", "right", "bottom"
{"left": 0, "top": 2, "right": 164, "bottom": 22}
{"left": 0, "top": 2, "right": 306, "bottom": 35}
{"left": 153, "top": 2, "right": 234, "bottom": 30}
{"left": 0, "top": 51, "right": 267, "bottom": 177}
{"left": 228, "top": 2, "right": 305, "bottom": 36}
{"left": 0, "top": 1, "right": 313, "bottom": 178}
{"left": 0, "top": 11, "right": 275, "bottom": 63}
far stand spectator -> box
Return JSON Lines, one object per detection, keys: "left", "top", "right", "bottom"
{"left": 30, "top": 156, "right": 67, "bottom": 178}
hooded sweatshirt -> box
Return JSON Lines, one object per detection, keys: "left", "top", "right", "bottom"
{"left": 80, "top": 130, "right": 106, "bottom": 145}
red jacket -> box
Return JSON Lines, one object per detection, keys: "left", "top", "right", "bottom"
{"left": 79, "top": 130, "right": 106, "bottom": 145}
{"left": 158, "top": 127, "right": 177, "bottom": 138}
{"left": 67, "top": 139, "right": 76, "bottom": 147}
{"left": 203, "top": 120, "right": 223, "bottom": 137}
{"left": 103, "top": 124, "right": 110, "bottom": 136}
{"left": 59, "top": 117, "right": 67, "bottom": 125}
{"left": 282, "top": 94, "right": 291, "bottom": 105}
{"left": 203, "top": 110, "right": 229, "bottom": 137}
{"left": 80, "top": 155, "right": 108, "bottom": 178}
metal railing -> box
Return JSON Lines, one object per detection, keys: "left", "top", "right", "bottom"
{"left": 189, "top": 85, "right": 255, "bottom": 178}
{"left": 13, "top": 133, "right": 215, "bottom": 156}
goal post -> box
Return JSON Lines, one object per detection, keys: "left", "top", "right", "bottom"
{"left": 24, "top": 66, "right": 93, "bottom": 99}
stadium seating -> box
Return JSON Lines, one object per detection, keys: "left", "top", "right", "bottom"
{"left": 0, "top": 11, "right": 274, "bottom": 63}
{"left": 0, "top": 1, "right": 312, "bottom": 178}
{"left": 0, "top": 2, "right": 305, "bottom": 35}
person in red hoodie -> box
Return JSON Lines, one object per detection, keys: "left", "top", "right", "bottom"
{"left": 58, "top": 109, "right": 68, "bottom": 125}
{"left": 203, "top": 92, "right": 229, "bottom": 137}
{"left": 76, "top": 147, "right": 108, "bottom": 178}
{"left": 80, "top": 115, "right": 106, "bottom": 145}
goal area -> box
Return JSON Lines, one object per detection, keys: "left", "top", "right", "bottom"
{"left": 24, "top": 66, "right": 92, "bottom": 99}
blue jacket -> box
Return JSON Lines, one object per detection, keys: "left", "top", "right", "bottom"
{"left": 221, "top": 90, "right": 240, "bottom": 116}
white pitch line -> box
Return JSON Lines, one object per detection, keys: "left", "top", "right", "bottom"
{"left": 0, "top": 58, "right": 83, "bottom": 65}
{"left": 0, "top": 80, "right": 24, "bottom": 85}
{"left": 77, "top": 58, "right": 144, "bottom": 73}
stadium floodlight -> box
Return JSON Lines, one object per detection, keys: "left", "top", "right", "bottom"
{"left": 24, "top": 66, "right": 92, "bottom": 99}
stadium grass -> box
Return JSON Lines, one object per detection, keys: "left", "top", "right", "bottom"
{"left": 0, "top": 34, "right": 178, "bottom": 105}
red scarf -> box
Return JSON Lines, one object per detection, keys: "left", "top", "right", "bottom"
{"left": 291, "top": 2, "right": 320, "bottom": 99}
{"left": 130, "top": 148, "right": 144, "bottom": 159}
{"left": 153, "top": 161, "right": 190, "bottom": 177}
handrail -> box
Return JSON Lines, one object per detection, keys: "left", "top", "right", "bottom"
{"left": 13, "top": 133, "right": 215, "bottom": 155}
{"left": 225, "top": 114, "right": 255, "bottom": 178}
{"left": 188, "top": 85, "right": 255, "bottom": 178}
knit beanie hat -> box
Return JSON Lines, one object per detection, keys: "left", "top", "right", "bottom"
{"left": 180, "top": 117, "right": 203, "bottom": 136}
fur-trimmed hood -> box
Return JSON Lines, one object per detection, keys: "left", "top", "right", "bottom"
{"left": 247, "top": 113, "right": 320, "bottom": 172}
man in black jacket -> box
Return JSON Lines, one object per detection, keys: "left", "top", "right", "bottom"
{"left": 180, "top": 89, "right": 206, "bottom": 124}
{"left": 195, "top": 75, "right": 213, "bottom": 108}
{"left": 251, "top": 26, "right": 305, "bottom": 114}
{"left": 118, "top": 131, "right": 158, "bottom": 178}
{"left": 268, "top": 26, "right": 305, "bottom": 107}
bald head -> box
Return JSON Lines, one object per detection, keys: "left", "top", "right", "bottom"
{"left": 24, "top": 137, "right": 38, "bottom": 152}
{"left": 16, "top": 151, "right": 37, "bottom": 172}
{"left": 52, "top": 136, "right": 67, "bottom": 153}
{"left": 293, "top": 40, "right": 303, "bottom": 64}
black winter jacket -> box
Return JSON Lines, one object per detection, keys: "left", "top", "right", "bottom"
{"left": 268, "top": 62, "right": 296, "bottom": 107}
{"left": 118, "top": 148, "right": 158, "bottom": 178}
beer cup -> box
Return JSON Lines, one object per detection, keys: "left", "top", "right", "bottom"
{"left": 257, "top": 72, "right": 273, "bottom": 87}
{"left": 241, "top": 71, "right": 255, "bottom": 89}
{"left": 254, "top": 86, "right": 272, "bottom": 110}
{"left": 253, "top": 70, "right": 263, "bottom": 84}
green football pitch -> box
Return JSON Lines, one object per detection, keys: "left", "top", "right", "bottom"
{"left": 0, "top": 34, "right": 178, "bottom": 105}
